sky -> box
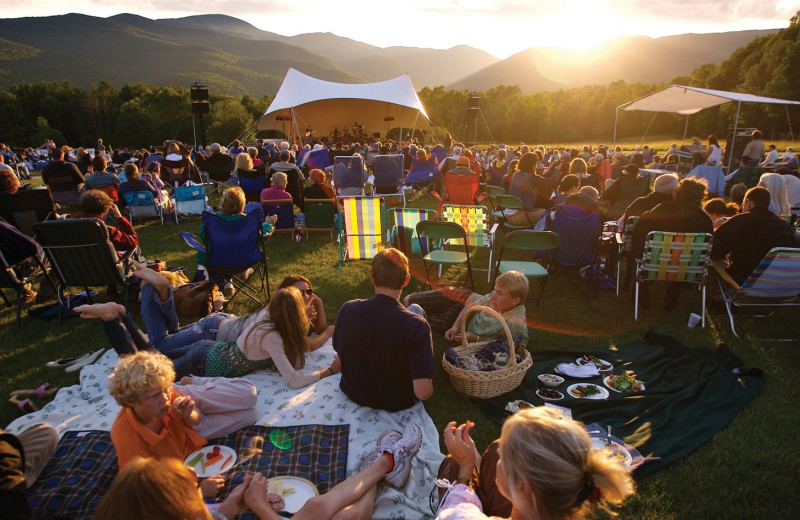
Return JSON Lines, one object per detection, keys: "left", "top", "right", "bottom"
{"left": 3, "top": 0, "right": 798, "bottom": 59}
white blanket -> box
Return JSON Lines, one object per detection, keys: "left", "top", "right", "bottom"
{"left": 6, "top": 342, "right": 444, "bottom": 520}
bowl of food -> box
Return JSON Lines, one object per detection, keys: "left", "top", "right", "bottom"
{"left": 536, "top": 388, "right": 564, "bottom": 401}
{"left": 538, "top": 373, "right": 565, "bottom": 387}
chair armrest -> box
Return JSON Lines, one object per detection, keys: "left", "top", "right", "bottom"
{"left": 180, "top": 231, "right": 208, "bottom": 254}
{"left": 711, "top": 260, "right": 741, "bottom": 291}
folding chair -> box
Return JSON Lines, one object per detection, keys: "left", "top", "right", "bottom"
{"left": 0, "top": 189, "right": 58, "bottom": 237}
{"left": 173, "top": 184, "right": 207, "bottom": 223}
{"left": 492, "top": 230, "right": 559, "bottom": 305}
{"left": 34, "top": 218, "right": 135, "bottom": 324}
{"left": 204, "top": 154, "right": 236, "bottom": 193}
{"left": 440, "top": 204, "right": 496, "bottom": 282}
{"left": 495, "top": 194, "right": 535, "bottom": 232}
{"left": 161, "top": 157, "right": 190, "bottom": 185}
{"left": 122, "top": 190, "right": 165, "bottom": 225}
{"left": 386, "top": 207, "right": 437, "bottom": 259}
{"left": 300, "top": 148, "right": 331, "bottom": 171}
{"left": 548, "top": 206, "right": 603, "bottom": 298}
{"left": 372, "top": 154, "right": 406, "bottom": 205}
{"left": 0, "top": 247, "right": 54, "bottom": 324}
{"left": 614, "top": 215, "right": 641, "bottom": 295}
{"left": 261, "top": 199, "right": 296, "bottom": 240}
{"left": 338, "top": 196, "right": 384, "bottom": 270}
{"left": 416, "top": 220, "right": 475, "bottom": 290}
{"left": 304, "top": 198, "right": 337, "bottom": 238}
{"left": 237, "top": 170, "right": 266, "bottom": 203}
{"left": 405, "top": 157, "right": 439, "bottom": 196}
{"left": 180, "top": 210, "right": 270, "bottom": 306}
{"left": 484, "top": 185, "right": 506, "bottom": 222}
{"left": 713, "top": 247, "right": 800, "bottom": 339}
{"left": 333, "top": 156, "right": 366, "bottom": 197}
{"left": 635, "top": 231, "right": 713, "bottom": 325}
{"left": 724, "top": 166, "right": 762, "bottom": 194}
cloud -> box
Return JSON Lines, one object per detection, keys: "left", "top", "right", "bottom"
{"left": 627, "top": 0, "right": 792, "bottom": 23}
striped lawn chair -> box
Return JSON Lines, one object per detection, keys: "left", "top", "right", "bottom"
{"left": 386, "top": 207, "right": 437, "bottom": 259}
{"left": 615, "top": 215, "right": 639, "bottom": 295}
{"left": 713, "top": 247, "right": 800, "bottom": 339}
{"left": 338, "top": 196, "right": 384, "bottom": 270}
{"left": 635, "top": 231, "right": 713, "bottom": 325}
{"left": 440, "top": 204, "right": 496, "bottom": 281}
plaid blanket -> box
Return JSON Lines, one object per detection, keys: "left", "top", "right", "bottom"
{"left": 27, "top": 424, "right": 349, "bottom": 520}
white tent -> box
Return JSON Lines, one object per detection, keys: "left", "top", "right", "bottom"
{"left": 614, "top": 84, "right": 800, "bottom": 171}
{"left": 256, "top": 68, "right": 431, "bottom": 141}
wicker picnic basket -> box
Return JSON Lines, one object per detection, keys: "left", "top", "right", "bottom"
{"left": 441, "top": 305, "right": 532, "bottom": 398}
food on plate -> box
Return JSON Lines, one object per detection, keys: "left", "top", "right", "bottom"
{"left": 537, "top": 373, "right": 564, "bottom": 387}
{"left": 579, "top": 354, "right": 612, "bottom": 371}
{"left": 606, "top": 374, "right": 645, "bottom": 392}
{"left": 537, "top": 388, "right": 563, "bottom": 400}
{"left": 570, "top": 384, "right": 600, "bottom": 398}
{"left": 269, "top": 479, "right": 297, "bottom": 497}
{"left": 186, "top": 451, "right": 205, "bottom": 470}
{"left": 505, "top": 400, "right": 535, "bottom": 412}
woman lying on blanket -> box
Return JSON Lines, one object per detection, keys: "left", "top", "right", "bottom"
{"left": 95, "top": 424, "right": 424, "bottom": 520}
{"left": 435, "top": 407, "right": 635, "bottom": 520}
{"left": 277, "top": 274, "right": 328, "bottom": 334}
{"left": 76, "top": 262, "right": 337, "bottom": 386}
{"left": 107, "top": 350, "right": 258, "bottom": 498}
{"left": 436, "top": 407, "right": 634, "bottom": 520}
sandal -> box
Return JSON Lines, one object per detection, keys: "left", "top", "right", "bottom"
{"left": 8, "top": 397, "right": 38, "bottom": 413}
{"left": 9, "top": 383, "right": 59, "bottom": 400}
{"left": 46, "top": 353, "right": 90, "bottom": 368}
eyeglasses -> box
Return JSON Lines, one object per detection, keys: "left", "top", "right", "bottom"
{"left": 303, "top": 288, "right": 314, "bottom": 296}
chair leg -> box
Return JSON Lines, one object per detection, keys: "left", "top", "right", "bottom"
{"left": 634, "top": 280, "right": 639, "bottom": 322}
{"left": 701, "top": 283, "right": 706, "bottom": 328}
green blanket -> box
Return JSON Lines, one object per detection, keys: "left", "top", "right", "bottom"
{"left": 478, "top": 329, "right": 764, "bottom": 477}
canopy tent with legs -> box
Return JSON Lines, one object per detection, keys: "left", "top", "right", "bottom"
{"left": 256, "top": 68, "right": 432, "bottom": 144}
{"left": 613, "top": 85, "right": 800, "bottom": 172}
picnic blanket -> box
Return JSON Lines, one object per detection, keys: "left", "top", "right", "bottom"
{"left": 27, "top": 424, "right": 348, "bottom": 520}
{"left": 6, "top": 342, "right": 443, "bottom": 519}
{"left": 478, "top": 329, "right": 764, "bottom": 477}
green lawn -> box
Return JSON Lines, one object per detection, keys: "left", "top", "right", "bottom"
{"left": 1, "top": 178, "right": 798, "bottom": 519}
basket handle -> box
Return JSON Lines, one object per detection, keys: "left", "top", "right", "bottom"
{"left": 459, "top": 305, "right": 518, "bottom": 367}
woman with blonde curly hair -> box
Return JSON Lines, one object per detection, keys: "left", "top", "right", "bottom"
{"left": 435, "top": 408, "right": 635, "bottom": 520}
{"left": 106, "top": 350, "right": 258, "bottom": 499}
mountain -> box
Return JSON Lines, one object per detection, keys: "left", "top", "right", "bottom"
{"left": 164, "top": 14, "right": 498, "bottom": 87}
{"left": 449, "top": 29, "right": 780, "bottom": 94}
{"left": 0, "top": 13, "right": 356, "bottom": 95}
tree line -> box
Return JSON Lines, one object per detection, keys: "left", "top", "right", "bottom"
{"left": 1, "top": 12, "right": 798, "bottom": 150}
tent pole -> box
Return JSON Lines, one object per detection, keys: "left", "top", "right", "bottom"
{"left": 682, "top": 115, "right": 689, "bottom": 144}
{"left": 728, "top": 101, "right": 742, "bottom": 174}
{"left": 641, "top": 113, "right": 657, "bottom": 145}
{"left": 786, "top": 105, "right": 795, "bottom": 144}
{"left": 613, "top": 107, "right": 619, "bottom": 146}
{"left": 291, "top": 108, "right": 303, "bottom": 149}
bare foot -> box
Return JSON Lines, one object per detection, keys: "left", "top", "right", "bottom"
{"left": 180, "top": 376, "right": 193, "bottom": 385}
{"left": 74, "top": 302, "right": 126, "bottom": 321}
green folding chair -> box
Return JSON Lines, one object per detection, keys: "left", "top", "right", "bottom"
{"left": 304, "top": 198, "right": 337, "bottom": 238}
{"left": 493, "top": 230, "right": 559, "bottom": 305}
{"left": 416, "top": 220, "right": 475, "bottom": 290}
{"left": 495, "top": 194, "right": 535, "bottom": 232}
{"left": 386, "top": 207, "right": 437, "bottom": 258}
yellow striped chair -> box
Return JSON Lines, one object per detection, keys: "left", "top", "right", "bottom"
{"left": 338, "top": 196, "right": 384, "bottom": 270}
{"left": 440, "top": 204, "right": 496, "bottom": 282}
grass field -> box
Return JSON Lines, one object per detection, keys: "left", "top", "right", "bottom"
{"left": 1, "top": 173, "right": 798, "bottom": 519}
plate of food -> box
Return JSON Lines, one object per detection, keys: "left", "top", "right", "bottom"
{"left": 184, "top": 445, "right": 237, "bottom": 477}
{"left": 505, "top": 399, "right": 535, "bottom": 413}
{"left": 576, "top": 354, "right": 613, "bottom": 372}
{"left": 537, "top": 373, "right": 565, "bottom": 387}
{"left": 536, "top": 388, "right": 564, "bottom": 401}
{"left": 268, "top": 475, "right": 319, "bottom": 514}
{"left": 567, "top": 383, "right": 609, "bottom": 400}
{"left": 590, "top": 437, "right": 632, "bottom": 467}
{"left": 604, "top": 374, "right": 646, "bottom": 393}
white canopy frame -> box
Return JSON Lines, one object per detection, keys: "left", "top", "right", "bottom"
{"left": 614, "top": 85, "right": 800, "bottom": 172}
{"left": 257, "top": 68, "right": 431, "bottom": 145}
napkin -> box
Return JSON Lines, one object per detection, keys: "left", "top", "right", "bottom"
{"left": 556, "top": 363, "right": 600, "bottom": 378}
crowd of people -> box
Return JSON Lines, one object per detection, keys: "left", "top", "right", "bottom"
{"left": 2, "top": 127, "right": 799, "bottom": 519}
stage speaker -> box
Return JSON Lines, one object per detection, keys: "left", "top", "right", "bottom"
{"left": 190, "top": 83, "right": 209, "bottom": 102}
{"left": 192, "top": 101, "right": 210, "bottom": 114}
{"left": 467, "top": 92, "right": 480, "bottom": 109}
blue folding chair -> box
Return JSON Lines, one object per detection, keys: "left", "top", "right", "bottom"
{"left": 333, "top": 156, "right": 366, "bottom": 196}
{"left": 180, "top": 210, "right": 270, "bottom": 305}
{"left": 372, "top": 154, "right": 406, "bottom": 205}
{"left": 261, "top": 199, "right": 296, "bottom": 240}
{"left": 548, "top": 206, "right": 603, "bottom": 298}
{"left": 236, "top": 170, "right": 266, "bottom": 203}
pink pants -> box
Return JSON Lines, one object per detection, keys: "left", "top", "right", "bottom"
{"left": 175, "top": 377, "right": 259, "bottom": 439}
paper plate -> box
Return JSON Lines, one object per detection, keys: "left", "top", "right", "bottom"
{"left": 184, "top": 445, "right": 237, "bottom": 477}
{"left": 603, "top": 375, "right": 646, "bottom": 393}
{"left": 591, "top": 437, "right": 632, "bottom": 467}
{"left": 576, "top": 356, "right": 613, "bottom": 372}
{"left": 269, "top": 475, "right": 319, "bottom": 514}
{"left": 567, "top": 383, "right": 609, "bottom": 400}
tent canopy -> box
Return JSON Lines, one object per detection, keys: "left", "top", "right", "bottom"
{"left": 256, "top": 68, "right": 431, "bottom": 136}
{"left": 620, "top": 84, "right": 800, "bottom": 115}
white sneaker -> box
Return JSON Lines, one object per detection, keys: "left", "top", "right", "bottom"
{"left": 65, "top": 348, "right": 106, "bottom": 373}
{"left": 46, "top": 353, "right": 90, "bottom": 369}
{"left": 383, "top": 424, "right": 423, "bottom": 488}
{"left": 359, "top": 429, "right": 402, "bottom": 472}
